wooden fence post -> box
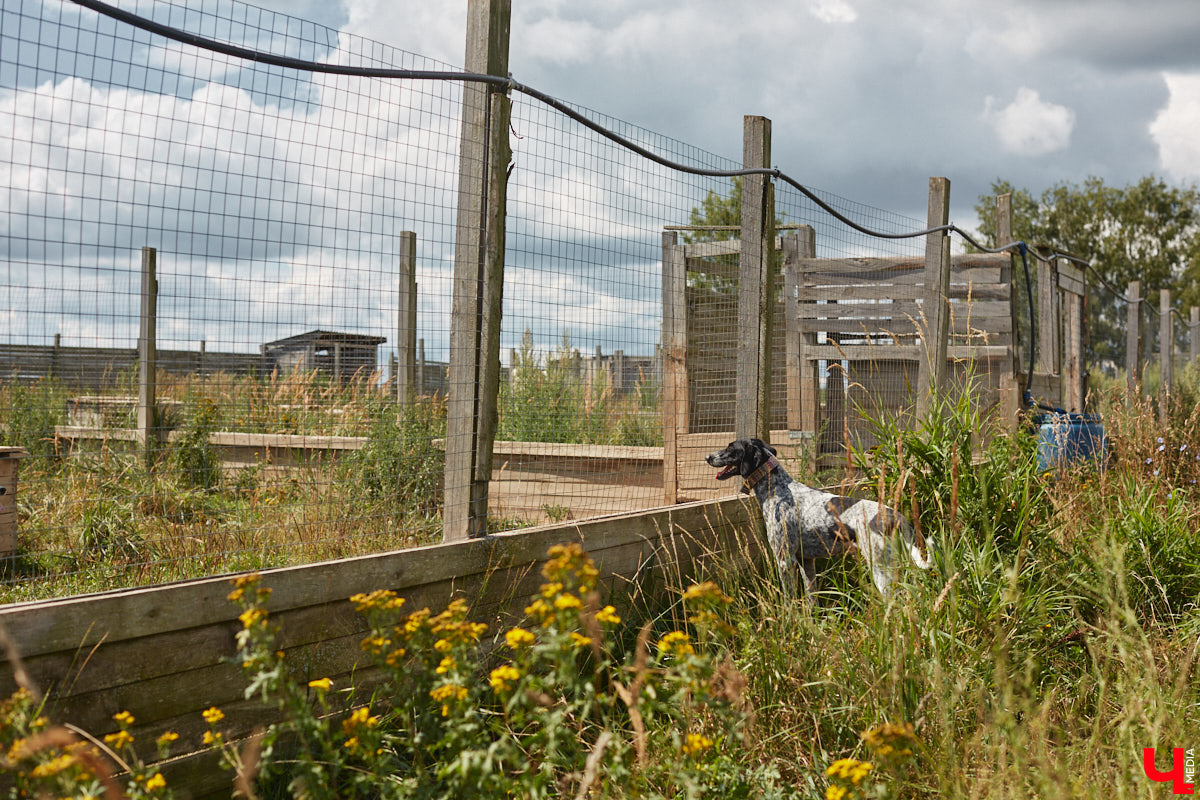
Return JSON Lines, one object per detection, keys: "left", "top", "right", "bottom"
{"left": 995, "top": 193, "right": 1019, "bottom": 427}
{"left": 138, "top": 246, "right": 158, "bottom": 468}
{"left": 1036, "top": 250, "right": 1059, "bottom": 384}
{"left": 1125, "top": 281, "right": 1141, "bottom": 403}
{"left": 396, "top": 231, "right": 417, "bottom": 405}
{"left": 915, "top": 177, "right": 951, "bottom": 419}
{"left": 1160, "top": 288, "right": 1173, "bottom": 418}
{"left": 1061, "top": 267, "right": 1085, "bottom": 411}
{"left": 661, "top": 232, "right": 687, "bottom": 504}
{"left": 736, "top": 115, "right": 775, "bottom": 441}
{"left": 1190, "top": 306, "right": 1199, "bottom": 366}
{"left": 783, "top": 226, "right": 817, "bottom": 471}
{"left": 443, "top": 0, "right": 511, "bottom": 541}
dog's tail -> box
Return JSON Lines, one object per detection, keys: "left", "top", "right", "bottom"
{"left": 900, "top": 516, "right": 932, "bottom": 569}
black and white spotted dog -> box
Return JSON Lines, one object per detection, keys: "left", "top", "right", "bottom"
{"left": 706, "top": 438, "right": 931, "bottom": 598}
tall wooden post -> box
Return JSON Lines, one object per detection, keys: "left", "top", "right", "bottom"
{"left": 915, "top": 177, "right": 951, "bottom": 419}
{"left": 661, "top": 232, "right": 687, "bottom": 504}
{"left": 1125, "top": 281, "right": 1141, "bottom": 403}
{"left": 396, "top": 231, "right": 417, "bottom": 405}
{"left": 1190, "top": 306, "right": 1199, "bottom": 366}
{"left": 735, "top": 115, "right": 775, "bottom": 441}
{"left": 996, "top": 193, "right": 1019, "bottom": 427}
{"left": 784, "top": 226, "right": 818, "bottom": 471}
{"left": 443, "top": 0, "right": 511, "bottom": 541}
{"left": 1036, "top": 250, "right": 1059, "bottom": 380}
{"left": 137, "top": 246, "right": 158, "bottom": 468}
{"left": 1160, "top": 289, "right": 1173, "bottom": 417}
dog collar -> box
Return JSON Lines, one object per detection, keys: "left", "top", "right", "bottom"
{"left": 741, "top": 455, "right": 779, "bottom": 493}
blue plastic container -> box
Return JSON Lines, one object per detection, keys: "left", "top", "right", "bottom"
{"left": 1035, "top": 412, "right": 1108, "bottom": 473}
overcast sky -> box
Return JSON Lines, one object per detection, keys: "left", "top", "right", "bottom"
{"left": 6, "top": 0, "right": 1200, "bottom": 361}
{"left": 271, "top": 0, "right": 1200, "bottom": 225}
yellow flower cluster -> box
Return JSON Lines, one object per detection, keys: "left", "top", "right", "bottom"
{"left": 541, "top": 543, "right": 600, "bottom": 593}
{"left": 595, "top": 605, "right": 621, "bottom": 625}
{"left": 202, "top": 706, "right": 225, "bottom": 725}
{"left": 505, "top": 627, "right": 536, "bottom": 648}
{"left": 350, "top": 589, "right": 406, "bottom": 613}
{"left": 436, "top": 656, "right": 456, "bottom": 675}
{"left": 430, "top": 683, "right": 468, "bottom": 716}
{"left": 112, "top": 710, "right": 135, "bottom": 726}
{"left": 488, "top": 664, "right": 521, "bottom": 692}
{"left": 568, "top": 632, "right": 592, "bottom": 648}
{"left": 238, "top": 607, "right": 268, "bottom": 630}
{"left": 682, "top": 581, "right": 733, "bottom": 605}
{"left": 103, "top": 729, "right": 133, "bottom": 750}
{"left": 342, "top": 706, "right": 379, "bottom": 735}
{"left": 682, "top": 732, "right": 714, "bottom": 756}
{"left": 308, "top": 677, "right": 333, "bottom": 692}
{"left": 658, "top": 630, "right": 695, "bottom": 656}
{"left": 30, "top": 752, "right": 75, "bottom": 778}
{"left": 361, "top": 635, "right": 391, "bottom": 654}
{"left": 825, "top": 757, "right": 873, "bottom": 784}
{"left": 861, "top": 720, "right": 917, "bottom": 758}
{"left": 554, "top": 593, "right": 582, "bottom": 611}
{"left": 144, "top": 772, "right": 167, "bottom": 791}
{"left": 524, "top": 597, "right": 556, "bottom": 627}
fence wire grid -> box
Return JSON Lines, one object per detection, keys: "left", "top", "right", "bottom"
{"left": 0, "top": 0, "right": 1137, "bottom": 602}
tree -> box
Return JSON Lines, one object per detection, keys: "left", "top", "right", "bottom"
{"left": 974, "top": 176, "right": 1200, "bottom": 369}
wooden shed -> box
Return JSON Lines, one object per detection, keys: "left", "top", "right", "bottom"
{"left": 261, "top": 330, "right": 386, "bottom": 383}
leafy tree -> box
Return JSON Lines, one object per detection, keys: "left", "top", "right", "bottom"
{"left": 974, "top": 176, "right": 1200, "bottom": 368}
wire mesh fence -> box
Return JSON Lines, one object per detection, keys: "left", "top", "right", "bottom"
{"left": 1, "top": 0, "right": 1127, "bottom": 602}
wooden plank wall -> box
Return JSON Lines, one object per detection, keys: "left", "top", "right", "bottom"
{"left": 672, "top": 243, "right": 1017, "bottom": 484}
{"left": 0, "top": 496, "right": 761, "bottom": 798}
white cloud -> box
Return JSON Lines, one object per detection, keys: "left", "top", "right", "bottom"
{"left": 1150, "top": 72, "right": 1200, "bottom": 180}
{"left": 982, "top": 87, "right": 1075, "bottom": 156}
{"left": 810, "top": 0, "right": 858, "bottom": 24}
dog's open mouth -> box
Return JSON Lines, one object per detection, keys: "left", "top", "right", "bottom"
{"left": 714, "top": 464, "right": 738, "bottom": 480}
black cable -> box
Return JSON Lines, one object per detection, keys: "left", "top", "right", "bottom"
{"left": 64, "top": 0, "right": 1081, "bottom": 267}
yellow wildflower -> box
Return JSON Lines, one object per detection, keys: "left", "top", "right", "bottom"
{"left": 385, "top": 648, "right": 407, "bottom": 666}
{"left": 226, "top": 587, "right": 244, "bottom": 602}
{"left": 540, "top": 581, "right": 564, "bottom": 598}
{"left": 402, "top": 608, "right": 432, "bottom": 634}
{"left": 360, "top": 635, "right": 390, "bottom": 654}
{"left": 850, "top": 761, "right": 873, "bottom": 784}
{"left": 436, "top": 655, "right": 456, "bottom": 674}
{"left": 595, "top": 605, "right": 621, "bottom": 624}
{"left": 308, "top": 677, "right": 333, "bottom": 692}
{"left": 104, "top": 729, "right": 134, "bottom": 750}
{"left": 342, "top": 706, "right": 379, "bottom": 734}
{"left": 144, "top": 773, "right": 167, "bottom": 791}
{"left": 569, "top": 632, "right": 593, "bottom": 648}
{"left": 434, "top": 638, "right": 452, "bottom": 652}
{"left": 202, "top": 706, "right": 225, "bottom": 725}
{"left": 238, "top": 607, "right": 267, "bottom": 629}
{"left": 202, "top": 730, "right": 222, "bottom": 746}
{"left": 112, "top": 710, "right": 135, "bottom": 726}
{"left": 681, "top": 733, "right": 713, "bottom": 755}
{"left": 658, "top": 631, "right": 694, "bottom": 656}
{"left": 488, "top": 664, "right": 521, "bottom": 692}
{"left": 156, "top": 731, "right": 179, "bottom": 747}
{"left": 30, "top": 753, "right": 75, "bottom": 777}
{"left": 826, "top": 786, "right": 847, "bottom": 800}
{"left": 430, "top": 683, "right": 468, "bottom": 716}
{"left": 344, "top": 736, "right": 360, "bottom": 751}
{"left": 554, "top": 593, "right": 582, "bottom": 611}
{"left": 682, "top": 581, "right": 733, "bottom": 605}
{"left": 350, "top": 589, "right": 405, "bottom": 613}
{"left": 233, "top": 573, "right": 261, "bottom": 589}
{"left": 506, "top": 627, "right": 536, "bottom": 648}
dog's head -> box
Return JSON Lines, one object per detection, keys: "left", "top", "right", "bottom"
{"left": 705, "top": 438, "right": 777, "bottom": 481}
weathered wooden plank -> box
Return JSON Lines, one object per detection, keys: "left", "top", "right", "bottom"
{"left": 1037, "top": 252, "right": 1059, "bottom": 376}
{"left": 796, "top": 299, "right": 1011, "bottom": 321}
{"left": 798, "top": 314, "right": 1013, "bottom": 336}
{"left": 783, "top": 233, "right": 802, "bottom": 432}
{"left": 444, "top": 0, "right": 512, "bottom": 541}
{"left": 916, "top": 177, "right": 952, "bottom": 419}
{"left": 662, "top": 233, "right": 688, "bottom": 504}
{"left": 1126, "top": 281, "right": 1142, "bottom": 398}
{"left": 396, "top": 230, "right": 418, "bottom": 404}
{"left": 736, "top": 115, "right": 774, "bottom": 440}
{"left": 137, "top": 246, "right": 157, "bottom": 468}
{"left": 801, "top": 267, "right": 1003, "bottom": 288}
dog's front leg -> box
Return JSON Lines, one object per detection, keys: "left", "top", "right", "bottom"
{"left": 800, "top": 558, "right": 817, "bottom": 596}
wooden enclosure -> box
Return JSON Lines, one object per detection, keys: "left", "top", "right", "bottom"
{"left": 0, "top": 495, "right": 759, "bottom": 798}
{"left": 663, "top": 221, "right": 1086, "bottom": 502}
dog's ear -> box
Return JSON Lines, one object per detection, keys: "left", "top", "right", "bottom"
{"left": 749, "top": 438, "right": 777, "bottom": 456}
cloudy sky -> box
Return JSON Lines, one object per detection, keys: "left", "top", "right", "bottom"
{"left": 4, "top": 0, "right": 1200, "bottom": 363}
{"left": 275, "top": 0, "right": 1200, "bottom": 222}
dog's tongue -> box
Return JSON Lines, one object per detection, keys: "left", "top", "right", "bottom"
{"left": 716, "top": 465, "right": 737, "bottom": 480}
